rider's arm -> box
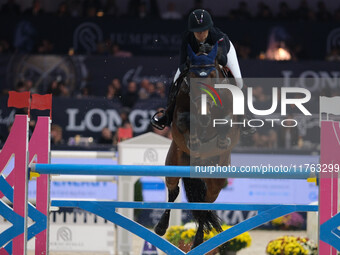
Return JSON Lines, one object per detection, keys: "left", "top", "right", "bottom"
{"left": 226, "top": 41, "right": 243, "bottom": 89}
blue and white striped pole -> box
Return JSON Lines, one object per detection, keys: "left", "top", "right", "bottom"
{"left": 30, "top": 164, "right": 316, "bottom": 179}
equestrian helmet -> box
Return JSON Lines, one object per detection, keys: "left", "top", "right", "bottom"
{"left": 188, "top": 9, "right": 213, "bottom": 32}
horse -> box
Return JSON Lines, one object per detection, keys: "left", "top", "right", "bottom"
{"left": 154, "top": 43, "right": 241, "bottom": 249}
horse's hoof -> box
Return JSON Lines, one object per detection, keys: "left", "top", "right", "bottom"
{"left": 217, "top": 137, "right": 231, "bottom": 149}
{"left": 191, "top": 241, "right": 202, "bottom": 250}
{"left": 154, "top": 223, "right": 168, "bottom": 236}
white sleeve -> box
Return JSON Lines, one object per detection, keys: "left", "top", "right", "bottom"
{"left": 226, "top": 41, "right": 243, "bottom": 89}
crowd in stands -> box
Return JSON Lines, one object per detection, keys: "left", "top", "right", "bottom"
{"left": 1, "top": 75, "right": 171, "bottom": 147}
{"left": 1, "top": 0, "right": 340, "bottom": 22}
{"left": 0, "top": 0, "right": 339, "bottom": 61}
{"left": 2, "top": 73, "right": 326, "bottom": 150}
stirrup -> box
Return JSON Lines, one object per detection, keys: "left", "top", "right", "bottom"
{"left": 151, "top": 110, "right": 168, "bottom": 130}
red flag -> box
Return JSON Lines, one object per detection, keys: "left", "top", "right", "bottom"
{"left": 7, "top": 91, "right": 30, "bottom": 109}
{"left": 31, "top": 94, "right": 52, "bottom": 111}
{"left": 31, "top": 93, "right": 53, "bottom": 119}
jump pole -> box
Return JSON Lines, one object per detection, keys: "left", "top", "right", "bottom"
{"left": 1, "top": 113, "right": 339, "bottom": 254}
{"left": 30, "top": 164, "right": 315, "bottom": 179}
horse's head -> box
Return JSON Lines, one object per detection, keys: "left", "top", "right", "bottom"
{"left": 187, "top": 42, "right": 220, "bottom": 79}
{"left": 186, "top": 42, "right": 223, "bottom": 128}
{"left": 171, "top": 43, "right": 240, "bottom": 165}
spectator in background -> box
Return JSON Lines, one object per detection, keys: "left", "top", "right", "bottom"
{"left": 326, "top": 46, "right": 340, "bottom": 61}
{"left": 56, "top": 1, "right": 69, "bottom": 17}
{"left": 111, "top": 78, "right": 122, "bottom": 98}
{"left": 231, "top": 1, "right": 252, "bottom": 20}
{"left": 256, "top": 2, "right": 273, "bottom": 20}
{"left": 58, "top": 82, "right": 70, "bottom": 97}
{"left": 119, "top": 108, "right": 130, "bottom": 123}
{"left": 307, "top": 9, "right": 316, "bottom": 21}
{"left": 316, "top": 1, "right": 331, "bottom": 21}
{"left": 295, "top": 0, "right": 311, "bottom": 21}
{"left": 106, "top": 84, "right": 117, "bottom": 100}
{"left": 97, "top": 41, "right": 110, "bottom": 55}
{"left": 277, "top": 2, "right": 293, "bottom": 20}
{"left": 104, "top": 0, "right": 119, "bottom": 17}
{"left": 23, "top": 79, "right": 37, "bottom": 93}
{"left": 252, "top": 86, "right": 270, "bottom": 104}
{"left": 83, "top": 0, "right": 101, "bottom": 17}
{"left": 252, "top": 128, "right": 277, "bottom": 149}
{"left": 156, "top": 82, "right": 166, "bottom": 98}
{"left": 112, "top": 44, "right": 132, "bottom": 57}
{"left": 14, "top": 20, "right": 37, "bottom": 53}
{"left": 24, "top": 0, "right": 44, "bottom": 16}
{"left": 162, "top": 2, "right": 181, "bottom": 20}
{"left": 51, "top": 124, "right": 64, "bottom": 145}
{"left": 47, "top": 80, "right": 59, "bottom": 96}
{"left": 1, "top": 0, "right": 20, "bottom": 15}
{"left": 147, "top": 83, "right": 158, "bottom": 98}
{"left": 15, "top": 81, "right": 26, "bottom": 92}
{"left": 128, "top": 0, "right": 159, "bottom": 19}
{"left": 138, "top": 79, "right": 150, "bottom": 99}
{"left": 122, "top": 81, "right": 139, "bottom": 108}
{"left": 68, "top": 0, "right": 82, "bottom": 17}
{"left": 137, "top": 2, "right": 148, "bottom": 19}
{"left": 98, "top": 127, "right": 114, "bottom": 144}
{"left": 86, "top": 5, "right": 97, "bottom": 17}
{"left": 115, "top": 120, "right": 133, "bottom": 143}
{"left": 278, "top": 117, "right": 301, "bottom": 149}
{"left": 0, "top": 40, "right": 10, "bottom": 53}
{"left": 76, "top": 86, "right": 92, "bottom": 98}
{"left": 47, "top": 80, "right": 70, "bottom": 97}
{"left": 37, "top": 39, "right": 54, "bottom": 54}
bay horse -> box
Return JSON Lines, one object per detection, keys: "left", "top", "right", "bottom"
{"left": 154, "top": 43, "right": 241, "bottom": 249}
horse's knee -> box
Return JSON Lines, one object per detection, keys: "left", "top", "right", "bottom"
{"left": 205, "top": 179, "right": 226, "bottom": 202}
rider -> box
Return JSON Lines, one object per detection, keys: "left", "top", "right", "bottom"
{"left": 151, "top": 9, "right": 255, "bottom": 135}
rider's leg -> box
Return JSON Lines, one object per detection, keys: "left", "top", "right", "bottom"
{"left": 239, "top": 82, "right": 256, "bottom": 135}
{"left": 222, "top": 73, "right": 256, "bottom": 135}
{"left": 151, "top": 69, "right": 181, "bottom": 130}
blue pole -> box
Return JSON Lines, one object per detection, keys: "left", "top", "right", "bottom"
{"left": 31, "top": 164, "right": 315, "bottom": 179}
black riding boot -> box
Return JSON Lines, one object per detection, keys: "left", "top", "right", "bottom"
{"left": 241, "top": 114, "right": 257, "bottom": 135}
{"left": 240, "top": 86, "right": 256, "bottom": 136}
{"left": 151, "top": 83, "right": 177, "bottom": 130}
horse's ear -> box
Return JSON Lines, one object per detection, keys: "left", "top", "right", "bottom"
{"left": 207, "top": 42, "right": 218, "bottom": 59}
{"left": 187, "top": 44, "right": 196, "bottom": 62}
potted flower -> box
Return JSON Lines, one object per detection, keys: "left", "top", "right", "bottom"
{"left": 271, "top": 212, "right": 305, "bottom": 230}
{"left": 266, "top": 235, "right": 317, "bottom": 255}
{"left": 218, "top": 225, "right": 252, "bottom": 255}
{"left": 165, "top": 223, "right": 251, "bottom": 254}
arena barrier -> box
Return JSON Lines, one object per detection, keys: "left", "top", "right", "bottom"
{"left": 0, "top": 113, "right": 339, "bottom": 254}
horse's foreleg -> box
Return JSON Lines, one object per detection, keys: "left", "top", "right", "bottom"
{"left": 154, "top": 177, "right": 180, "bottom": 236}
